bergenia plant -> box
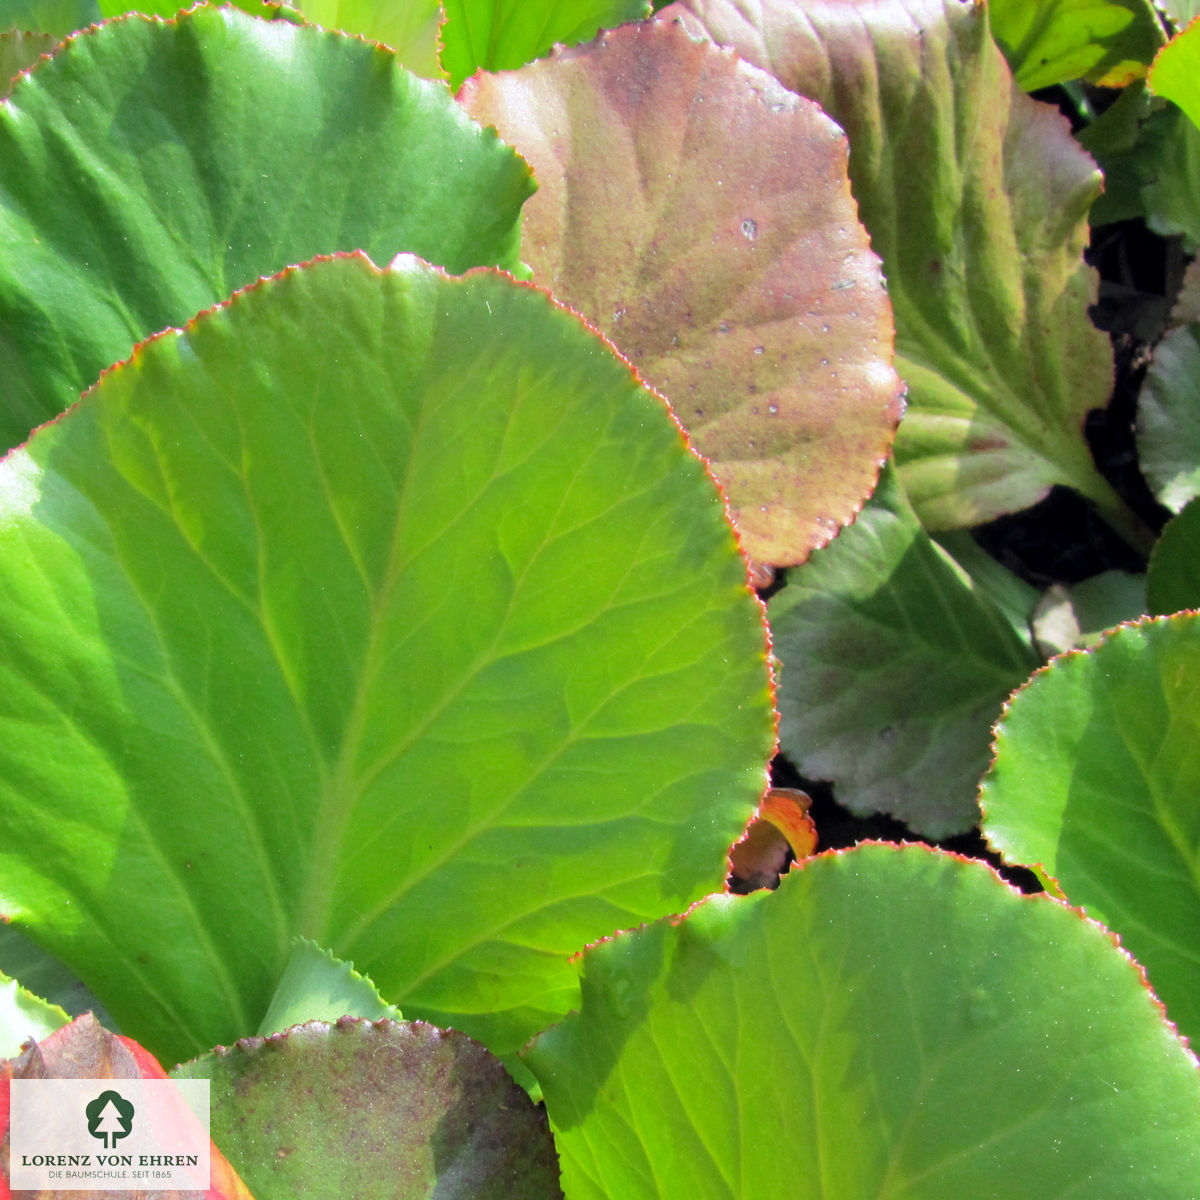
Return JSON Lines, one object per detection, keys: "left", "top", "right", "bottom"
{"left": 2, "top": 1, "right": 1200, "bottom": 1196}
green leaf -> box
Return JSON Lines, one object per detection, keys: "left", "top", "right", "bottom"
{"left": 1030, "top": 569, "right": 1147, "bottom": 655}
{"left": 97, "top": 0, "right": 445, "bottom": 79}
{"left": 0, "top": 253, "right": 774, "bottom": 1065}
{"left": 257, "top": 940, "right": 401, "bottom": 1038}
{"left": 0, "top": 3, "right": 534, "bottom": 453}
{"left": 440, "top": 0, "right": 649, "bottom": 91}
{"left": 1159, "top": 0, "right": 1200, "bottom": 23}
{"left": 461, "top": 19, "right": 904, "bottom": 566}
{"left": 0, "top": 0, "right": 97, "bottom": 37}
{"left": 0, "top": 29, "right": 55, "bottom": 92}
{"left": 285, "top": 0, "right": 443, "bottom": 77}
{"left": 930, "top": 529, "right": 1040, "bottom": 649}
{"left": 1148, "top": 496, "right": 1200, "bottom": 612}
{"left": 668, "top": 0, "right": 1150, "bottom": 550}
{"left": 0, "top": 922, "right": 110, "bottom": 1025}
{"left": 1139, "top": 322, "right": 1200, "bottom": 510}
{"left": 989, "top": 0, "right": 1165, "bottom": 92}
{"left": 1078, "top": 81, "right": 1200, "bottom": 244}
{"left": 525, "top": 845, "right": 1200, "bottom": 1199}
{"left": 175, "top": 1018, "right": 562, "bottom": 1200}
{"left": 0, "top": 969, "right": 69, "bottom": 1058}
{"left": 1149, "top": 14, "right": 1200, "bottom": 130}
{"left": 769, "top": 463, "right": 1038, "bottom": 836}
{"left": 982, "top": 614, "right": 1200, "bottom": 1045}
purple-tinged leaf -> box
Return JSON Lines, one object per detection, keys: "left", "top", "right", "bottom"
{"left": 462, "top": 19, "right": 904, "bottom": 566}
{"left": 175, "top": 1018, "right": 562, "bottom": 1200}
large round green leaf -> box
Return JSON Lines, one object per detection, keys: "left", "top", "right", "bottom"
{"left": 0, "top": 253, "right": 775, "bottom": 1064}
{"left": 462, "top": 19, "right": 903, "bottom": 567}
{"left": 982, "top": 614, "right": 1200, "bottom": 1046}
{"left": 668, "top": 0, "right": 1149, "bottom": 549}
{"left": 0, "top": 3, "right": 533, "bottom": 452}
{"left": 526, "top": 845, "right": 1200, "bottom": 1198}
{"left": 1139, "top": 322, "right": 1200, "bottom": 511}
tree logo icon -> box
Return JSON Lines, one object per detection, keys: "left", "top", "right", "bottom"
{"left": 85, "top": 1089, "right": 135, "bottom": 1149}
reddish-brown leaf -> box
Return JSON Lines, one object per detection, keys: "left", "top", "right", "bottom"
{"left": 461, "top": 19, "right": 904, "bottom": 565}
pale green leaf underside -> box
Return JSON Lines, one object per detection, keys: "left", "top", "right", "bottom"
{"left": 769, "top": 462, "right": 1037, "bottom": 837}
{"left": 0, "top": 254, "right": 774, "bottom": 1064}
{"left": 527, "top": 845, "right": 1200, "bottom": 1199}
{"left": 0, "top": 2, "right": 533, "bottom": 453}
{"left": 983, "top": 614, "right": 1200, "bottom": 1045}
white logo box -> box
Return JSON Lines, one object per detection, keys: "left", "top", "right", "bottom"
{"left": 8, "top": 1078, "right": 210, "bottom": 1192}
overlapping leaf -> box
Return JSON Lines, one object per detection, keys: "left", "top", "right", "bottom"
{"left": 0, "top": 970, "right": 68, "bottom": 1059}
{"left": 256, "top": 940, "right": 400, "bottom": 1038}
{"left": 1148, "top": 497, "right": 1200, "bottom": 612}
{"left": 526, "top": 845, "right": 1200, "bottom": 1198}
{"left": 989, "top": 0, "right": 1164, "bottom": 91}
{"left": 441, "top": 0, "right": 649, "bottom": 90}
{"left": 175, "top": 1019, "right": 563, "bottom": 1200}
{"left": 1139, "top": 322, "right": 1200, "bottom": 509}
{"left": 462, "top": 19, "right": 903, "bottom": 566}
{"left": 0, "top": 253, "right": 775, "bottom": 1065}
{"left": 1149, "top": 12, "right": 1200, "bottom": 128}
{"left": 983, "top": 614, "right": 1200, "bottom": 1044}
{"left": 668, "top": 0, "right": 1144, "bottom": 546}
{"left": 0, "top": 3, "right": 533, "bottom": 452}
{"left": 2, "top": 1014, "right": 257, "bottom": 1199}
{"left": 0, "top": 0, "right": 97, "bottom": 37}
{"left": 769, "top": 462, "right": 1038, "bottom": 836}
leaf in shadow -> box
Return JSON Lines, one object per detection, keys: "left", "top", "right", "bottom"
{"left": 174, "top": 1018, "right": 563, "bottom": 1200}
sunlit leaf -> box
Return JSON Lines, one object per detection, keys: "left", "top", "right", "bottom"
{"left": 668, "top": 0, "right": 1147, "bottom": 548}
{"left": 526, "top": 845, "right": 1200, "bottom": 1198}
{"left": 0, "top": 253, "right": 774, "bottom": 1065}
{"left": 989, "top": 0, "right": 1164, "bottom": 91}
{"left": 462, "top": 19, "right": 904, "bottom": 566}
{"left": 1139, "top": 322, "right": 1200, "bottom": 510}
{"left": 983, "top": 614, "right": 1200, "bottom": 1045}
{"left": 256, "top": 940, "right": 401, "bottom": 1038}
{"left": 0, "top": 3, "right": 533, "bottom": 452}
{"left": 440, "top": 0, "right": 649, "bottom": 91}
